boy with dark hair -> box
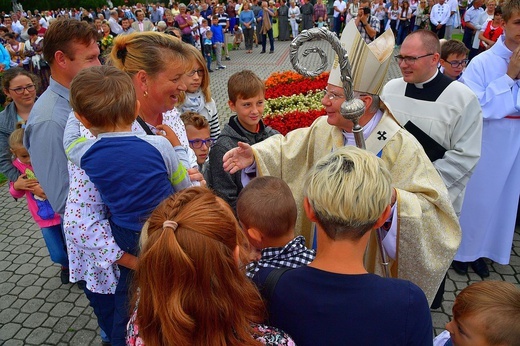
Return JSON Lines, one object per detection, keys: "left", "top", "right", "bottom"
{"left": 208, "top": 70, "right": 279, "bottom": 209}
{"left": 237, "top": 176, "right": 315, "bottom": 278}
{"left": 210, "top": 15, "right": 226, "bottom": 70}
{"left": 439, "top": 39, "right": 469, "bottom": 80}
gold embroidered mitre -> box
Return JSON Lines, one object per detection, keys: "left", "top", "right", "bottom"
{"left": 328, "top": 21, "right": 394, "bottom": 95}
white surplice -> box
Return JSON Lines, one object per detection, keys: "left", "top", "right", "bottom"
{"left": 458, "top": 35, "right": 520, "bottom": 265}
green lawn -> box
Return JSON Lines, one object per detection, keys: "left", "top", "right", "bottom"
{"left": 0, "top": 173, "right": 6, "bottom": 187}
{"left": 452, "top": 33, "right": 463, "bottom": 41}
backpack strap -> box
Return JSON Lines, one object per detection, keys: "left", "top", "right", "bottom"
{"left": 260, "top": 267, "right": 293, "bottom": 302}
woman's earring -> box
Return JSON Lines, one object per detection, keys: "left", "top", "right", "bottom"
{"left": 143, "top": 91, "right": 148, "bottom": 97}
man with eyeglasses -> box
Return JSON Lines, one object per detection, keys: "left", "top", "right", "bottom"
{"left": 455, "top": 0, "right": 520, "bottom": 285}
{"left": 223, "top": 22, "right": 461, "bottom": 307}
{"left": 381, "top": 29, "right": 482, "bottom": 308}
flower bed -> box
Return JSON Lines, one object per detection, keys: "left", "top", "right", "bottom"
{"left": 263, "top": 71, "right": 329, "bottom": 135}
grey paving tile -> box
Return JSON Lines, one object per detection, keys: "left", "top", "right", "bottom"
{"left": 41, "top": 316, "right": 59, "bottom": 329}
{"left": 46, "top": 332, "right": 65, "bottom": 345}
{"left": 51, "top": 316, "right": 76, "bottom": 334}
{"left": 25, "top": 327, "right": 53, "bottom": 345}
{"left": 46, "top": 288, "right": 70, "bottom": 304}
{"left": 22, "top": 312, "right": 49, "bottom": 328}
{"left": 13, "top": 326, "right": 33, "bottom": 341}
{"left": 2, "top": 339, "right": 24, "bottom": 346}
{"left": 0, "top": 322, "right": 22, "bottom": 340}
{"left": 0, "top": 294, "right": 17, "bottom": 310}
{"left": 70, "top": 314, "right": 93, "bottom": 332}
{"left": 11, "top": 244, "right": 34, "bottom": 255}
{"left": 9, "top": 297, "right": 26, "bottom": 309}
{"left": 20, "top": 298, "right": 45, "bottom": 314}
{"left": 431, "top": 311, "right": 450, "bottom": 329}
{"left": 49, "top": 302, "right": 74, "bottom": 317}
{"left": 16, "top": 273, "right": 39, "bottom": 287}
{"left": 66, "top": 329, "right": 97, "bottom": 346}
{"left": 11, "top": 312, "right": 29, "bottom": 324}
{"left": 0, "top": 308, "right": 18, "bottom": 323}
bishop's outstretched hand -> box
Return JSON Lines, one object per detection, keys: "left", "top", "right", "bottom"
{"left": 223, "top": 142, "right": 255, "bottom": 174}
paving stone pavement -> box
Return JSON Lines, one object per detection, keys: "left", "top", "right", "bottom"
{"left": 1, "top": 38, "right": 519, "bottom": 345}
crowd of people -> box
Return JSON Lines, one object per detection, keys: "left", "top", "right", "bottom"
{"left": 0, "top": 0, "right": 520, "bottom": 345}
{"left": 0, "top": 0, "right": 508, "bottom": 79}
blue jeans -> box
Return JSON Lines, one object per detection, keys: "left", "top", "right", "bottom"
{"left": 41, "top": 224, "right": 69, "bottom": 267}
{"left": 396, "top": 22, "right": 409, "bottom": 46}
{"left": 261, "top": 28, "right": 274, "bottom": 52}
{"left": 83, "top": 286, "right": 115, "bottom": 344}
{"left": 110, "top": 219, "right": 141, "bottom": 346}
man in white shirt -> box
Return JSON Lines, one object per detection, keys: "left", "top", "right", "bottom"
{"left": 108, "top": 9, "right": 123, "bottom": 35}
{"left": 445, "top": 0, "right": 459, "bottom": 39}
{"left": 10, "top": 13, "right": 23, "bottom": 35}
{"left": 430, "top": 0, "right": 451, "bottom": 38}
{"left": 463, "top": 0, "right": 484, "bottom": 59}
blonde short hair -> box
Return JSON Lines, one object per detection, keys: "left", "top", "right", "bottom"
{"left": 305, "top": 146, "right": 392, "bottom": 240}
{"left": 8, "top": 128, "right": 24, "bottom": 149}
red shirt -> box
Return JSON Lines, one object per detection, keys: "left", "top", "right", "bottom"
{"left": 37, "top": 26, "right": 47, "bottom": 37}
{"left": 480, "top": 21, "right": 503, "bottom": 49}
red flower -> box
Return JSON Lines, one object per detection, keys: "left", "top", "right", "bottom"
{"left": 265, "top": 73, "right": 329, "bottom": 99}
{"left": 264, "top": 71, "right": 330, "bottom": 135}
{"left": 264, "top": 109, "right": 325, "bottom": 135}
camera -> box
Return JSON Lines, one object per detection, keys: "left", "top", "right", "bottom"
{"left": 363, "top": 7, "right": 371, "bottom": 15}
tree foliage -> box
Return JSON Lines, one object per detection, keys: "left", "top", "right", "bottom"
{"left": 1, "top": 0, "right": 138, "bottom": 13}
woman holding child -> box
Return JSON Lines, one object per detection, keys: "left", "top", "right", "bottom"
{"left": 63, "top": 32, "right": 202, "bottom": 345}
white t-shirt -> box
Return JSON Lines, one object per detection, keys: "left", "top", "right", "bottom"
{"left": 333, "top": 0, "right": 347, "bottom": 17}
